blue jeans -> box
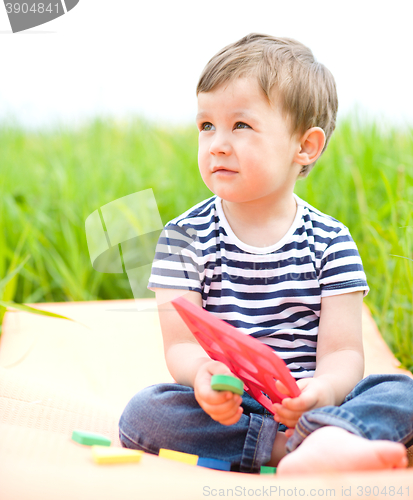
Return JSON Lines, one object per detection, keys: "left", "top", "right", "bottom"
{"left": 118, "top": 374, "right": 413, "bottom": 473}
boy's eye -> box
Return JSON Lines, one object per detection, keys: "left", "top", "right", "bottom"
{"left": 234, "top": 122, "right": 250, "bottom": 129}
{"left": 199, "top": 122, "right": 250, "bottom": 131}
{"left": 201, "top": 122, "right": 215, "bottom": 131}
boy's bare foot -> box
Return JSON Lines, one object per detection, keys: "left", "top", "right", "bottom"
{"left": 277, "top": 426, "right": 408, "bottom": 475}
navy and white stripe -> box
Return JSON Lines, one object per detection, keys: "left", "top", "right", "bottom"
{"left": 148, "top": 194, "right": 369, "bottom": 379}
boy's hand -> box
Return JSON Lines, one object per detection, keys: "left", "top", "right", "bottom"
{"left": 194, "top": 361, "right": 243, "bottom": 426}
{"left": 271, "top": 377, "right": 335, "bottom": 435}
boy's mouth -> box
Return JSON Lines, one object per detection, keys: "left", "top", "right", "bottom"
{"left": 212, "top": 166, "right": 238, "bottom": 174}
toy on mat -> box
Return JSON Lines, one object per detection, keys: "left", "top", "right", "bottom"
{"left": 71, "top": 430, "right": 111, "bottom": 447}
{"left": 197, "top": 457, "right": 231, "bottom": 471}
{"left": 159, "top": 448, "right": 199, "bottom": 465}
{"left": 211, "top": 374, "right": 244, "bottom": 395}
{"left": 172, "top": 296, "right": 300, "bottom": 414}
{"left": 92, "top": 446, "right": 143, "bottom": 464}
{"left": 260, "top": 465, "right": 277, "bottom": 474}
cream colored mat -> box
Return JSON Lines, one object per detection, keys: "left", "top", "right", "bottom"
{"left": 0, "top": 300, "right": 412, "bottom": 500}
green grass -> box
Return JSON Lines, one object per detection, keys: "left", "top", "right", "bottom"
{"left": 0, "top": 114, "right": 412, "bottom": 371}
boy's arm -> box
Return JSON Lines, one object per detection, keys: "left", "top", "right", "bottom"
{"left": 311, "top": 289, "right": 365, "bottom": 403}
{"left": 152, "top": 287, "right": 243, "bottom": 425}
{"left": 153, "top": 287, "right": 208, "bottom": 387}
{"left": 272, "top": 290, "right": 365, "bottom": 428}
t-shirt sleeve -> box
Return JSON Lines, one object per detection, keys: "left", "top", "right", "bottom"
{"left": 147, "top": 223, "right": 202, "bottom": 293}
{"left": 318, "top": 226, "right": 369, "bottom": 297}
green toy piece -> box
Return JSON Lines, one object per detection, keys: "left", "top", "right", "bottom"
{"left": 71, "top": 429, "right": 111, "bottom": 447}
{"left": 211, "top": 374, "right": 244, "bottom": 395}
{"left": 260, "top": 465, "right": 277, "bottom": 474}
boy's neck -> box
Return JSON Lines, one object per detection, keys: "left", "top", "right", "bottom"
{"left": 220, "top": 192, "right": 298, "bottom": 248}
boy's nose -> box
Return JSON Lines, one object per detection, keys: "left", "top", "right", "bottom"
{"left": 209, "top": 133, "right": 232, "bottom": 156}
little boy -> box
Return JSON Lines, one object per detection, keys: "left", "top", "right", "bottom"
{"left": 119, "top": 33, "right": 413, "bottom": 474}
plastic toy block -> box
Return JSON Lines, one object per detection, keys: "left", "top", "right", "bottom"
{"left": 159, "top": 448, "right": 198, "bottom": 465}
{"left": 211, "top": 374, "right": 244, "bottom": 395}
{"left": 71, "top": 430, "right": 111, "bottom": 447}
{"left": 197, "top": 457, "right": 231, "bottom": 471}
{"left": 260, "top": 465, "right": 277, "bottom": 474}
{"left": 92, "top": 446, "right": 143, "bottom": 464}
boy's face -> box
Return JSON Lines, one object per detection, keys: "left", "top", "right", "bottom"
{"left": 196, "top": 77, "right": 303, "bottom": 205}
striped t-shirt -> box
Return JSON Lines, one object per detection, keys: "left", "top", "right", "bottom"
{"left": 148, "top": 194, "right": 369, "bottom": 379}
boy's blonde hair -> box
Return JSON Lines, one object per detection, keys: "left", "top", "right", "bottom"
{"left": 196, "top": 33, "right": 338, "bottom": 177}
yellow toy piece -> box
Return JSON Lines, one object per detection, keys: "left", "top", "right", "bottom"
{"left": 158, "top": 448, "right": 198, "bottom": 465}
{"left": 92, "top": 446, "right": 143, "bottom": 464}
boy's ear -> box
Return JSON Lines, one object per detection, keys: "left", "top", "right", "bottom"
{"left": 295, "top": 127, "right": 326, "bottom": 166}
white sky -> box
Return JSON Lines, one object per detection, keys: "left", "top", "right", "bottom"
{"left": 0, "top": 0, "right": 412, "bottom": 131}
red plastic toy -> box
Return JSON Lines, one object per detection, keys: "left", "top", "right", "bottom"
{"left": 172, "top": 297, "right": 301, "bottom": 414}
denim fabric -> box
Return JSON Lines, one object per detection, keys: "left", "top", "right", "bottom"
{"left": 119, "top": 374, "right": 413, "bottom": 472}
{"left": 118, "top": 383, "right": 278, "bottom": 473}
{"left": 286, "top": 374, "right": 413, "bottom": 452}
